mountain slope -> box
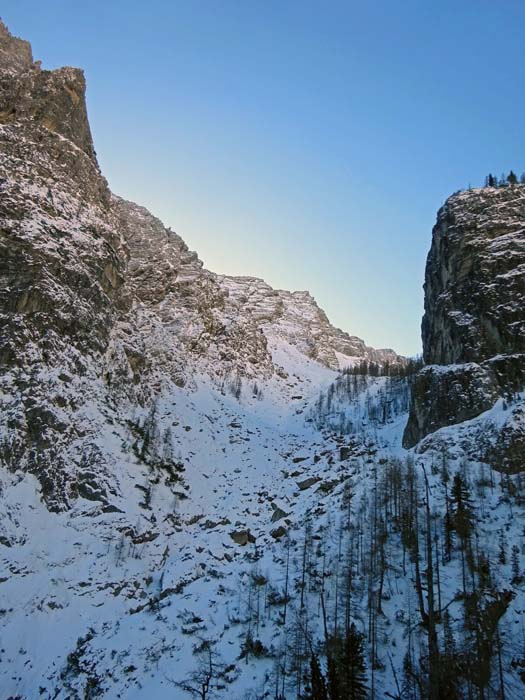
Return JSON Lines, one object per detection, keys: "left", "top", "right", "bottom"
{"left": 0, "top": 20, "right": 402, "bottom": 511}
{"left": 1, "top": 20, "right": 525, "bottom": 700}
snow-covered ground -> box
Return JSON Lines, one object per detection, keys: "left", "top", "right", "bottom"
{"left": 2, "top": 337, "right": 524, "bottom": 700}
{"left": 0, "top": 339, "right": 339, "bottom": 699}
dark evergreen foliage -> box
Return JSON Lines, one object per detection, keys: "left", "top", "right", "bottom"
{"left": 482, "top": 169, "right": 524, "bottom": 188}
{"left": 303, "top": 626, "right": 367, "bottom": 700}
{"left": 304, "top": 653, "right": 328, "bottom": 700}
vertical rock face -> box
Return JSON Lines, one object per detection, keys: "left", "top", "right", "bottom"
{"left": 0, "top": 28, "right": 123, "bottom": 367}
{"left": 0, "top": 22, "right": 130, "bottom": 508}
{"left": 0, "top": 20, "right": 97, "bottom": 161}
{"left": 404, "top": 187, "right": 525, "bottom": 459}
{"left": 422, "top": 187, "right": 525, "bottom": 365}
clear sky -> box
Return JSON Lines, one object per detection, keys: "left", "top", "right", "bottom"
{"left": 3, "top": 1, "right": 525, "bottom": 356}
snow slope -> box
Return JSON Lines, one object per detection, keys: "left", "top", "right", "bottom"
{"left": 2, "top": 342, "right": 525, "bottom": 699}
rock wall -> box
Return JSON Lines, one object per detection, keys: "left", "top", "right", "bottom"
{"left": 422, "top": 186, "right": 525, "bottom": 365}
{"left": 0, "top": 22, "right": 96, "bottom": 161}
{"left": 219, "top": 276, "right": 400, "bottom": 370}
{"left": 404, "top": 187, "right": 525, "bottom": 463}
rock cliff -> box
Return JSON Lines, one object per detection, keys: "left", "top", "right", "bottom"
{"left": 422, "top": 186, "right": 525, "bottom": 364}
{"left": 218, "top": 275, "right": 400, "bottom": 370}
{"left": 404, "top": 187, "right": 525, "bottom": 462}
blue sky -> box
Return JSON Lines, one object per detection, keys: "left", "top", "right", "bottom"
{"left": 3, "top": 1, "right": 525, "bottom": 356}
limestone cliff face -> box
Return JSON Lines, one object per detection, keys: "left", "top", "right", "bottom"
{"left": 219, "top": 276, "right": 400, "bottom": 370}
{"left": 0, "top": 21, "right": 96, "bottom": 160}
{"left": 0, "top": 26, "right": 125, "bottom": 364}
{"left": 404, "top": 187, "right": 525, "bottom": 462}
{"left": 0, "top": 20, "right": 32, "bottom": 74}
{"left": 422, "top": 187, "right": 525, "bottom": 365}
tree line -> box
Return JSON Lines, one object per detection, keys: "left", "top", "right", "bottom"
{"left": 342, "top": 357, "right": 423, "bottom": 379}
{"left": 483, "top": 171, "right": 525, "bottom": 188}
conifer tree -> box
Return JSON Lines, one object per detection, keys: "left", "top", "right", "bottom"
{"left": 341, "top": 624, "right": 368, "bottom": 700}
{"left": 511, "top": 544, "right": 522, "bottom": 583}
{"left": 439, "top": 611, "right": 460, "bottom": 699}
{"left": 450, "top": 472, "right": 472, "bottom": 541}
{"left": 326, "top": 653, "right": 340, "bottom": 700}
{"left": 305, "top": 653, "right": 328, "bottom": 700}
{"left": 498, "top": 531, "right": 507, "bottom": 565}
{"left": 401, "top": 651, "right": 418, "bottom": 700}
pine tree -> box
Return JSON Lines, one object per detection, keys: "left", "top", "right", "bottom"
{"left": 450, "top": 472, "right": 472, "bottom": 541}
{"left": 326, "top": 653, "right": 340, "bottom": 700}
{"left": 507, "top": 170, "right": 518, "bottom": 185}
{"left": 477, "top": 551, "right": 492, "bottom": 589}
{"left": 444, "top": 504, "right": 454, "bottom": 563}
{"left": 439, "top": 611, "right": 460, "bottom": 699}
{"left": 498, "top": 531, "right": 507, "bottom": 565}
{"left": 401, "top": 650, "right": 418, "bottom": 700}
{"left": 305, "top": 653, "right": 328, "bottom": 700}
{"left": 341, "top": 624, "right": 368, "bottom": 700}
{"left": 511, "top": 544, "right": 522, "bottom": 584}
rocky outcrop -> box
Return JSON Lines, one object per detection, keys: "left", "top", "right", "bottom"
{"left": 404, "top": 187, "right": 525, "bottom": 460}
{"left": 0, "top": 48, "right": 125, "bottom": 506}
{"left": 403, "top": 363, "right": 500, "bottom": 447}
{"left": 488, "top": 404, "right": 525, "bottom": 472}
{"left": 0, "top": 21, "right": 96, "bottom": 160}
{"left": 404, "top": 354, "right": 525, "bottom": 448}
{"left": 0, "top": 20, "right": 32, "bottom": 74}
{"left": 219, "top": 276, "right": 401, "bottom": 370}
{"left": 422, "top": 187, "right": 525, "bottom": 365}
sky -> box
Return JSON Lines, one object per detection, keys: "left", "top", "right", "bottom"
{"left": 3, "top": 1, "right": 525, "bottom": 356}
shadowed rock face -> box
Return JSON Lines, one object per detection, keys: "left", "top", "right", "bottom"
{"left": 0, "top": 22, "right": 125, "bottom": 369}
{"left": 0, "top": 20, "right": 96, "bottom": 160}
{"left": 422, "top": 187, "right": 525, "bottom": 365}
{"left": 402, "top": 363, "right": 500, "bottom": 448}
{"left": 0, "top": 23, "right": 131, "bottom": 508}
{"left": 404, "top": 187, "right": 525, "bottom": 462}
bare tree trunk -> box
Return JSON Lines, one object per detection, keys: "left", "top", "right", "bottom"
{"left": 434, "top": 522, "right": 442, "bottom": 618}
{"left": 424, "top": 469, "right": 439, "bottom": 700}
{"left": 283, "top": 535, "right": 290, "bottom": 625}
{"left": 413, "top": 505, "right": 428, "bottom": 626}
{"left": 497, "top": 629, "right": 505, "bottom": 700}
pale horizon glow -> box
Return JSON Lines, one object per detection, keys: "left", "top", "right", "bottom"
{"left": 3, "top": 1, "right": 525, "bottom": 356}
